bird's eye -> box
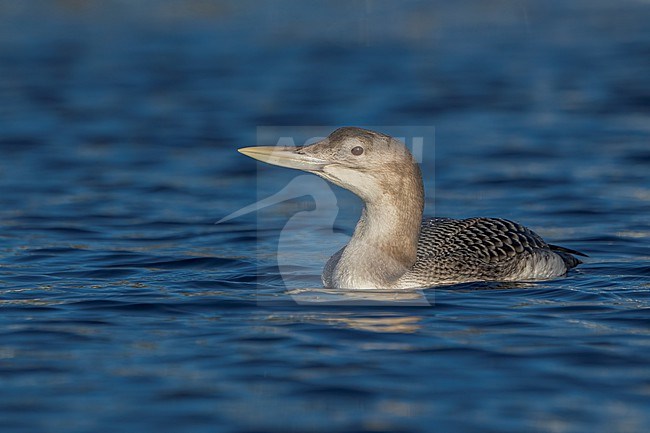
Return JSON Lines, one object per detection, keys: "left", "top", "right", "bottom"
{"left": 351, "top": 146, "right": 364, "bottom": 156}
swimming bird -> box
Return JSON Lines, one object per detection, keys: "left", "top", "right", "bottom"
{"left": 238, "top": 127, "right": 586, "bottom": 290}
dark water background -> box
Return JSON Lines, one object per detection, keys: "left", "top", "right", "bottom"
{"left": 1, "top": 1, "right": 650, "bottom": 432}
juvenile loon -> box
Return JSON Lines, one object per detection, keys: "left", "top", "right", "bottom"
{"left": 238, "top": 127, "right": 586, "bottom": 290}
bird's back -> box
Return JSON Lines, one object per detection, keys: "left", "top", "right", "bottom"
{"left": 397, "top": 217, "right": 584, "bottom": 288}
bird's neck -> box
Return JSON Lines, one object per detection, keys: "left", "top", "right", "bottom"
{"left": 333, "top": 187, "right": 424, "bottom": 289}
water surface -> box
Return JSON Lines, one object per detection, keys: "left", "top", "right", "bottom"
{"left": 1, "top": 1, "right": 650, "bottom": 432}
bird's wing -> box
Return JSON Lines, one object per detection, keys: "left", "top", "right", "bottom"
{"left": 416, "top": 217, "right": 550, "bottom": 263}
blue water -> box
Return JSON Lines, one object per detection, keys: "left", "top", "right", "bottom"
{"left": 1, "top": 1, "right": 650, "bottom": 432}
